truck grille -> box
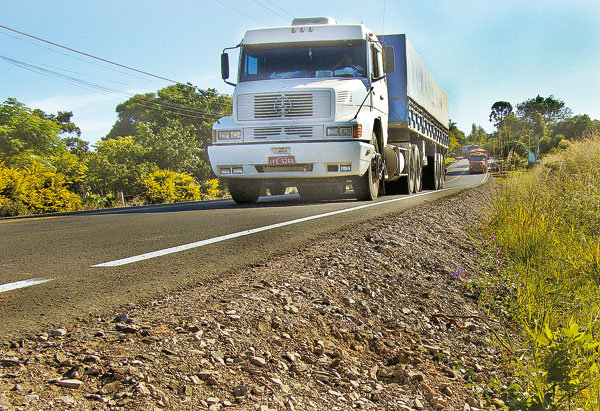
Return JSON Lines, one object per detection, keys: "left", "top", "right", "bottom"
{"left": 252, "top": 126, "right": 315, "bottom": 139}
{"left": 237, "top": 91, "right": 331, "bottom": 120}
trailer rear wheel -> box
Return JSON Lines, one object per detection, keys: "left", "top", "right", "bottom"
{"left": 423, "top": 153, "right": 442, "bottom": 190}
{"left": 440, "top": 154, "right": 445, "bottom": 188}
{"left": 399, "top": 144, "right": 415, "bottom": 194}
{"left": 353, "top": 133, "right": 381, "bottom": 201}
{"left": 228, "top": 180, "right": 261, "bottom": 204}
{"left": 436, "top": 153, "right": 445, "bottom": 189}
{"left": 413, "top": 145, "right": 422, "bottom": 193}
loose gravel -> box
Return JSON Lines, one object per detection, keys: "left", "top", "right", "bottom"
{"left": 0, "top": 183, "right": 509, "bottom": 410}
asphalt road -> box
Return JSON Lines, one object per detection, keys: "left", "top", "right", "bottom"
{"left": 0, "top": 159, "right": 485, "bottom": 338}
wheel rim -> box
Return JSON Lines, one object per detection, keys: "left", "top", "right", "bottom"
{"left": 408, "top": 148, "right": 415, "bottom": 194}
{"left": 369, "top": 152, "right": 380, "bottom": 198}
{"left": 414, "top": 146, "right": 422, "bottom": 192}
{"left": 368, "top": 133, "right": 381, "bottom": 199}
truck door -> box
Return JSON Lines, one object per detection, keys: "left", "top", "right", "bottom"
{"left": 370, "top": 42, "right": 388, "bottom": 139}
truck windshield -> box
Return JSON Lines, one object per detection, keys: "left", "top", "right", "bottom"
{"left": 470, "top": 154, "right": 486, "bottom": 161}
{"left": 240, "top": 42, "right": 367, "bottom": 82}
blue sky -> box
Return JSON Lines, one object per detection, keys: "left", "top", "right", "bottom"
{"left": 2, "top": 0, "right": 599, "bottom": 145}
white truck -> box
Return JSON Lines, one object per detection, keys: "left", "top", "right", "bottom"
{"left": 208, "top": 17, "right": 449, "bottom": 204}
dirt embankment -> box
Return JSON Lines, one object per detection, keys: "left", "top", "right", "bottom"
{"left": 1, "top": 183, "right": 506, "bottom": 411}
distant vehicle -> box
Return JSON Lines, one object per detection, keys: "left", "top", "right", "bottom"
{"left": 462, "top": 144, "right": 479, "bottom": 159}
{"left": 209, "top": 17, "right": 449, "bottom": 204}
{"left": 487, "top": 157, "right": 500, "bottom": 172}
{"left": 468, "top": 148, "right": 488, "bottom": 174}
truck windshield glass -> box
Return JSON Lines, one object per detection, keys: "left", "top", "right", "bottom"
{"left": 240, "top": 42, "right": 367, "bottom": 82}
{"left": 470, "top": 154, "right": 486, "bottom": 161}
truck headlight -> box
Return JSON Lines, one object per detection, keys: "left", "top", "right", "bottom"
{"left": 217, "top": 130, "right": 242, "bottom": 140}
{"left": 326, "top": 126, "right": 353, "bottom": 137}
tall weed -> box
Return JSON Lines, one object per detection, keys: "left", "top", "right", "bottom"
{"left": 479, "top": 133, "right": 600, "bottom": 409}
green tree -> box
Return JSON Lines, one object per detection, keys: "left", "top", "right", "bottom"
{"left": 489, "top": 101, "right": 513, "bottom": 130}
{"left": 448, "top": 120, "right": 465, "bottom": 155}
{"left": 136, "top": 119, "right": 211, "bottom": 181}
{"left": 551, "top": 114, "right": 599, "bottom": 141}
{"left": 105, "top": 84, "right": 231, "bottom": 181}
{"left": 87, "top": 136, "right": 157, "bottom": 196}
{"left": 0, "top": 98, "right": 62, "bottom": 163}
{"left": 516, "top": 95, "right": 572, "bottom": 125}
{"left": 468, "top": 123, "right": 488, "bottom": 146}
{"left": 62, "top": 136, "right": 90, "bottom": 158}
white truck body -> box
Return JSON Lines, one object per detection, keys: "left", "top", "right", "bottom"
{"left": 209, "top": 17, "right": 449, "bottom": 203}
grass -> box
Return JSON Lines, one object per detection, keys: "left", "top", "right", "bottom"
{"left": 477, "top": 133, "right": 600, "bottom": 410}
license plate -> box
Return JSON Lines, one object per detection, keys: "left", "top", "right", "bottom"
{"left": 268, "top": 156, "right": 296, "bottom": 165}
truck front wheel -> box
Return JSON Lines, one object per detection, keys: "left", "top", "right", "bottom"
{"left": 353, "top": 133, "right": 381, "bottom": 201}
{"left": 227, "top": 180, "right": 261, "bottom": 204}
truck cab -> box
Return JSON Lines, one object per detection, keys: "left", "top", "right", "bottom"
{"left": 209, "top": 17, "right": 393, "bottom": 203}
{"left": 468, "top": 149, "right": 488, "bottom": 174}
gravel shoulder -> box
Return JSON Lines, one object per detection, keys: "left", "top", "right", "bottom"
{"left": 1, "top": 183, "right": 506, "bottom": 411}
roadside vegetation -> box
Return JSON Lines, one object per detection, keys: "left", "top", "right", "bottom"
{"left": 449, "top": 95, "right": 599, "bottom": 173}
{"left": 477, "top": 131, "right": 600, "bottom": 410}
{"left": 0, "top": 85, "right": 230, "bottom": 217}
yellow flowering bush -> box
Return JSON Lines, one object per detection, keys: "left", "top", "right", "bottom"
{"left": 0, "top": 161, "right": 81, "bottom": 216}
{"left": 140, "top": 169, "right": 202, "bottom": 204}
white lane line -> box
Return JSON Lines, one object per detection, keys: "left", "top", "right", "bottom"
{"left": 0, "top": 278, "right": 54, "bottom": 294}
{"left": 92, "top": 177, "right": 487, "bottom": 268}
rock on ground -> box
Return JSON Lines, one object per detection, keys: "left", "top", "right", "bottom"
{"left": 0, "top": 183, "right": 508, "bottom": 410}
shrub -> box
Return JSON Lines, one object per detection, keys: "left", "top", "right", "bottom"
{"left": 140, "top": 169, "right": 202, "bottom": 204}
{"left": 0, "top": 161, "right": 81, "bottom": 216}
{"left": 199, "top": 178, "right": 224, "bottom": 199}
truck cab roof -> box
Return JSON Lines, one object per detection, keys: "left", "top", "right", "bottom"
{"left": 243, "top": 22, "right": 375, "bottom": 46}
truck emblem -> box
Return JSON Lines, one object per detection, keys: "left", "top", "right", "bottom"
{"left": 274, "top": 96, "right": 292, "bottom": 116}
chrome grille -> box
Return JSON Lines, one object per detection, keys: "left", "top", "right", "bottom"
{"left": 253, "top": 127, "right": 282, "bottom": 139}
{"left": 255, "top": 93, "right": 312, "bottom": 118}
{"left": 237, "top": 91, "right": 331, "bottom": 120}
{"left": 252, "top": 126, "right": 315, "bottom": 139}
{"left": 284, "top": 126, "right": 313, "bottom": 138}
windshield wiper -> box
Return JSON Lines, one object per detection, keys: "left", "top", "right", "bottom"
{"left": 353, "top": 86, "right": 374, "bottom": 120}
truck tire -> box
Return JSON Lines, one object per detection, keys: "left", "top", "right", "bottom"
{"left": 268, "top": 184, "right": 285, "bottom": 196}
{"left": 423, "top": 153, "right": 440, "bottom": 190}
{"left": 398, "top": 144, "right": 415, "bottom": 194}
{"left": 228, "top": 180, "right": 261, "bottom": 204}
{"left": 413, "top": 145, "right": 423, "bottom": 193}
{"left": 436, "top": 153, "right": 445, "bottom": 189}
{"left": 352, "top": 133, "right": 381, "bottom": 201}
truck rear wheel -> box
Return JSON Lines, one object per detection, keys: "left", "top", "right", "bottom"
{"left": 398, "top": 145, "right": 416, "bottom": 194}
{"left": 228, "top": 180, "right": 261, "bottom": 204}
{"left": 352, "top": 133, "right": 381, "bottom": 201}
{"left": 413, "top": 145, "right": 422, "bottom": 193}
{"left": 423, "top": 153, "right": 441, "bottom": 190}
{"left": 436, "top": 153, "right": 445, "bottom": 189}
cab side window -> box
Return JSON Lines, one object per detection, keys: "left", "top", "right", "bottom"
{"left": 371, "top": 44, "right": 383, "bottom": 78}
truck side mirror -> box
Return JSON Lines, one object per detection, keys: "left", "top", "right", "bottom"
{"left": 221, "top": 53, "right": 230, "bottom": 80}
{"left": 383, "top": 47, "right": 395, "bottom": 74}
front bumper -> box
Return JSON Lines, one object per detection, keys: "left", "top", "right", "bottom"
{"left": 208, "top": 140, "right": 373, "bottom": 179}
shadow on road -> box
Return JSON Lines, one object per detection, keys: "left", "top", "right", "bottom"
{"left": 1, "top": 193, "right": 362, "bottom": 221}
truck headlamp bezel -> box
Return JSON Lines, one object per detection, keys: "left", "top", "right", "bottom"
{"left": 217, "top": 130, "right": 242, "bottom": 141}
{"left": 326, "top": 126, "right": 353, "bottom": 137}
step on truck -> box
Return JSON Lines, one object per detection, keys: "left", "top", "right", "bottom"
{"left": 208, "top": 17, "right": 449, "bottom": 204}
